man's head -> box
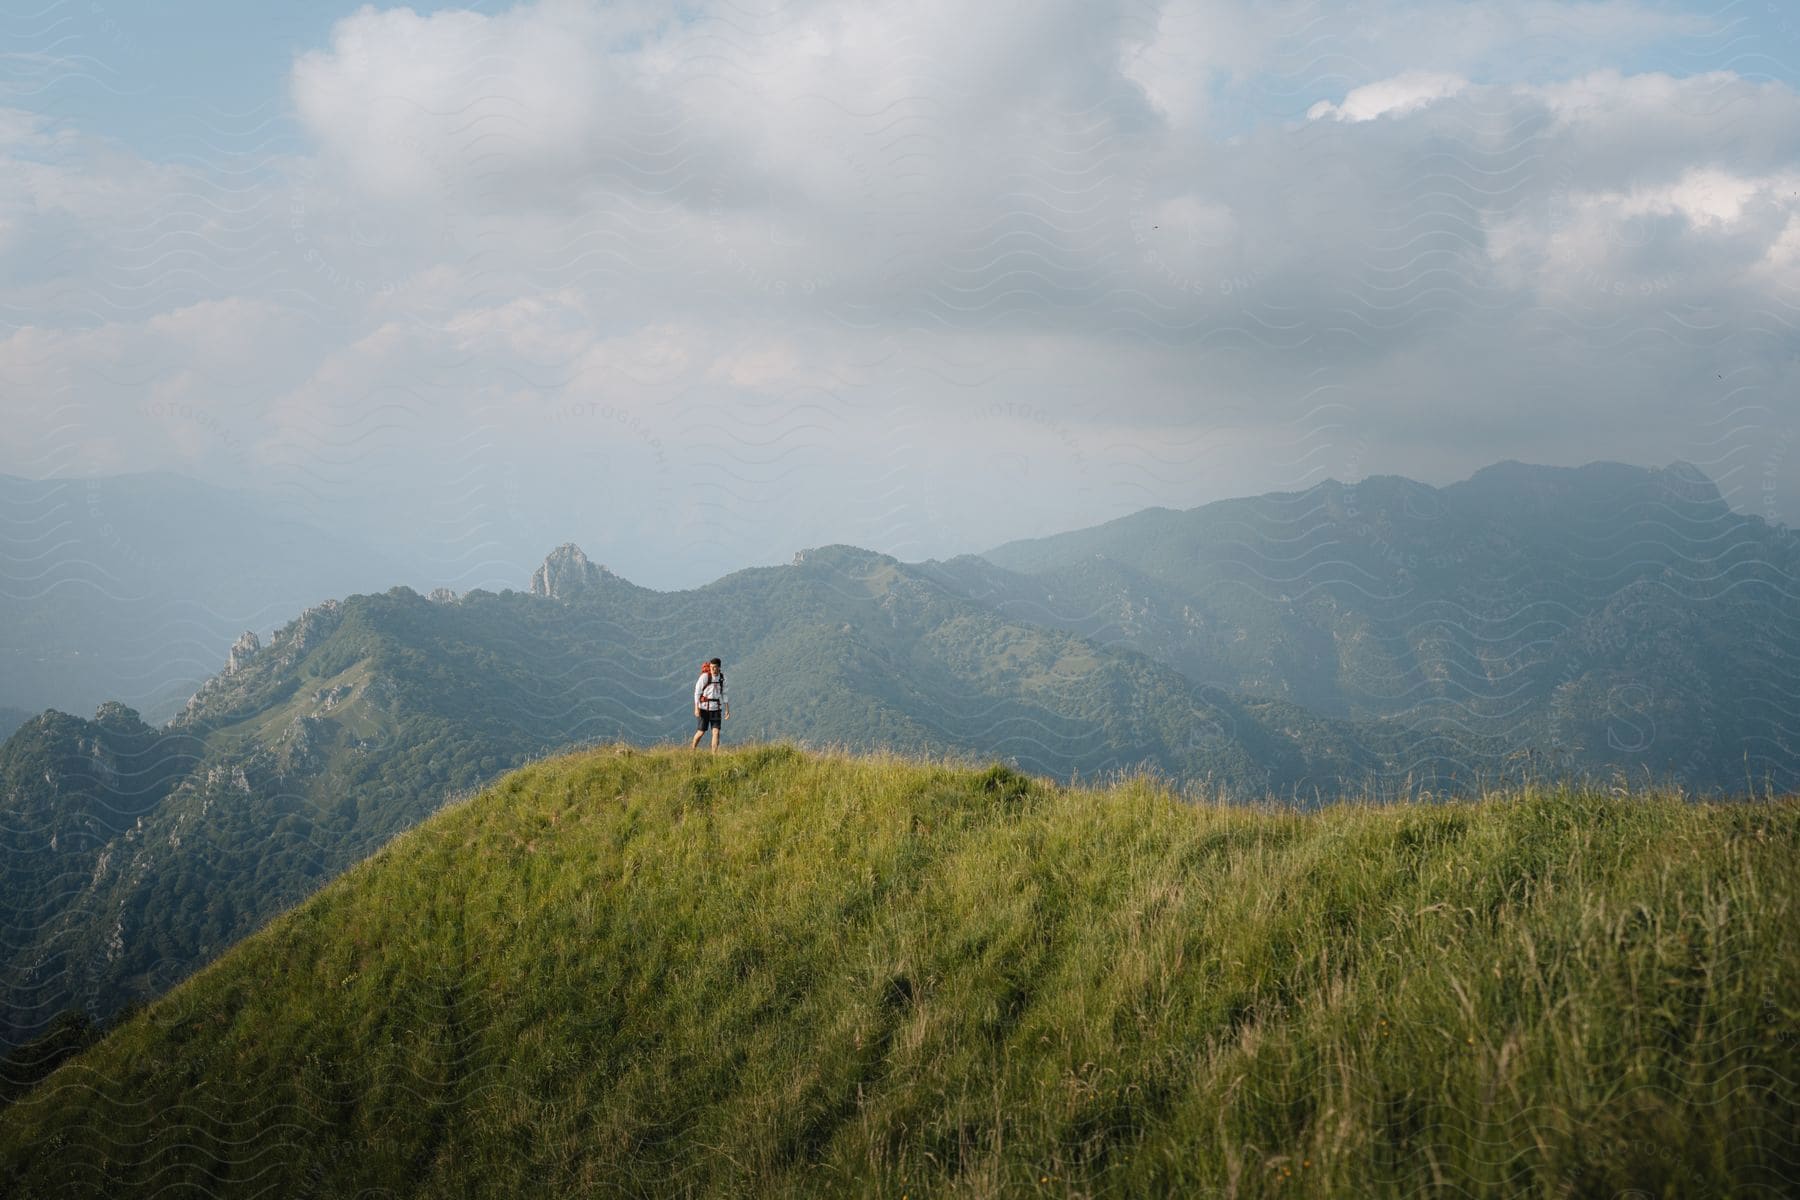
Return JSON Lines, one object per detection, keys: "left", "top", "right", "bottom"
{"left": 710, "top": 657, "right": 722, "bottom": 670}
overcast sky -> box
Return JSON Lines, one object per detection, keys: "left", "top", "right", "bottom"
{"left": 4, "top": 0, "right": 1798, "bottom": 590}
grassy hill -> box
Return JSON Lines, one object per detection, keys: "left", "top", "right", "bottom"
{"left": 3, "top": 747, "right": 1793, "bottom": 1198}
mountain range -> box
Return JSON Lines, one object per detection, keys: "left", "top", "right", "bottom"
{"left": 936, "top": 460, "right": 1799, "bottom": 787}
{"left": 1, "top": 459, "right": 1795, "bottom": 1045}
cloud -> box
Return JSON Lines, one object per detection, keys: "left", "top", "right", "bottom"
{"left": 1758, "top": 213, "right": 1800, "bottom": 282}
{"left": 1308, "top": 73, "right": 1469, "bottom": 122}
{"left": 0, "top": 107, "right": 51, "bottom": 148}
{"left": 0, "top": 297, "right": 310, "bottom": 477}
{"left": 1587, "top": 167, "right": 1800, "bottom": 227}
{"left": 2, "top": 0, "right": 1798, "bottom": 585}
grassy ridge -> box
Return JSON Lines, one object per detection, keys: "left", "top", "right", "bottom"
{"left": 2, "top": 746, "right": 1795, "bottom": 1197}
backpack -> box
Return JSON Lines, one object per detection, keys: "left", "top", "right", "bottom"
{"left": 700, "top": 670, "right": 724, "bottom": 709}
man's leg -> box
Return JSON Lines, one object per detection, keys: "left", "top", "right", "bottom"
{"left": 710, "top": 726, "right": 721, "bottom": 751}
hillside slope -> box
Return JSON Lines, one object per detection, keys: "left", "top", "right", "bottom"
{"left": 3, "top": 747, "right": 1793, "bottom": 1198}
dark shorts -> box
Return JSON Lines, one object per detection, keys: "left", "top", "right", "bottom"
{"left": 696, "top": 708, "right": 722, "bottom": 732}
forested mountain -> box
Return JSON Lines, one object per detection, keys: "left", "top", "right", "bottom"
{"left": 0, "top": 543, "right": 1434, "bottom": 1044}
{"left": 949, "top": 461, "right": 1799, "bottom": 791}
{"left": 0, "top": 706, "right": 202, "bottom": 1035}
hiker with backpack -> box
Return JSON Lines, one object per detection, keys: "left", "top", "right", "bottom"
{"left": 691, "top": 656, "right": 729, "bottom": 751}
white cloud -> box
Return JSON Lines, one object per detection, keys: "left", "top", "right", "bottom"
{"left": 0, "top": 107, "right": 51, "bottom": 148}
{"left": 1598, "top": 167, "right": 1800, "bottom": 227}
{"left": 1308, "top": 73, "right": 1469, "bottom": 122}
{"left": 290, "top": 3, "right": 652, "bottom": 202}
{"left": 0, "top": 297, "right": 311, "bottom": 477}
{"left": 1758, "top": 214, "right": 1800, "bottom": 283}
{"left": 1472, "top": 73, "right": 1800, "bottom": 303}
{"left": 4, "top": 1, "right": 1800, "bottom": 578}
{"left": 442, "top": 290, "right": 595, "bottom": 361}
{"left": 1118, "top": 0, "right": 1258, "bottom": 129}
{"left": 709, "top": 342, "right": 803, "bottom": 392}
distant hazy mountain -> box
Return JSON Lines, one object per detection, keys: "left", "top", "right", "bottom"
{"left": 0, "top": 474, "right": 414, "bottom": 721}
{"left": 945, "top": 460, "right": 1798, "bottom": 791}
{"left": 0, "top": 543, "right": 1433, "bottom": 1044}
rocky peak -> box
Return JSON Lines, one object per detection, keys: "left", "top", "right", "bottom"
{"left": 225, "top": 631, "right": 261, "bottom": 675}
{"left": 790, "top": 544, "right": 897, "bottom": 572}
{"left": 282, "top": 599, "right": 345, "bottom": 659}
{"left": 92, "top": 701, "right": 146, "bottom": 732}
{"left": 530, "top": 543, "right": 610, "bottom": 601}
{"left": 427, "top": 587, "right": 459, "bottom": 604}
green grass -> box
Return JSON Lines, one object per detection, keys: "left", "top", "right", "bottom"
{"left": 3, "top": 745, "right": 1795, "bottom": 1197}
{"left": 206, "top": 659, "right": 380, "bottom": 751}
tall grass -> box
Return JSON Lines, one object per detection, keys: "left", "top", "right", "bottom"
{"left": 3, "top": 744, "right": 1794, "bottom": 1197}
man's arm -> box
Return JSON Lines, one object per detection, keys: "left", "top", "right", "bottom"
{"left": 693, "top": 674, "right": 703, "bottom": 715}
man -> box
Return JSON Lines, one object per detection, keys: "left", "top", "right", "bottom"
{"left": 690, "top": 656, "right": 729, "bottom": 751}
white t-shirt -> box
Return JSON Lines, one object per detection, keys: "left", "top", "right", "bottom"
{"left": 694, "top": 670, "right": 726, "bottom": 710}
